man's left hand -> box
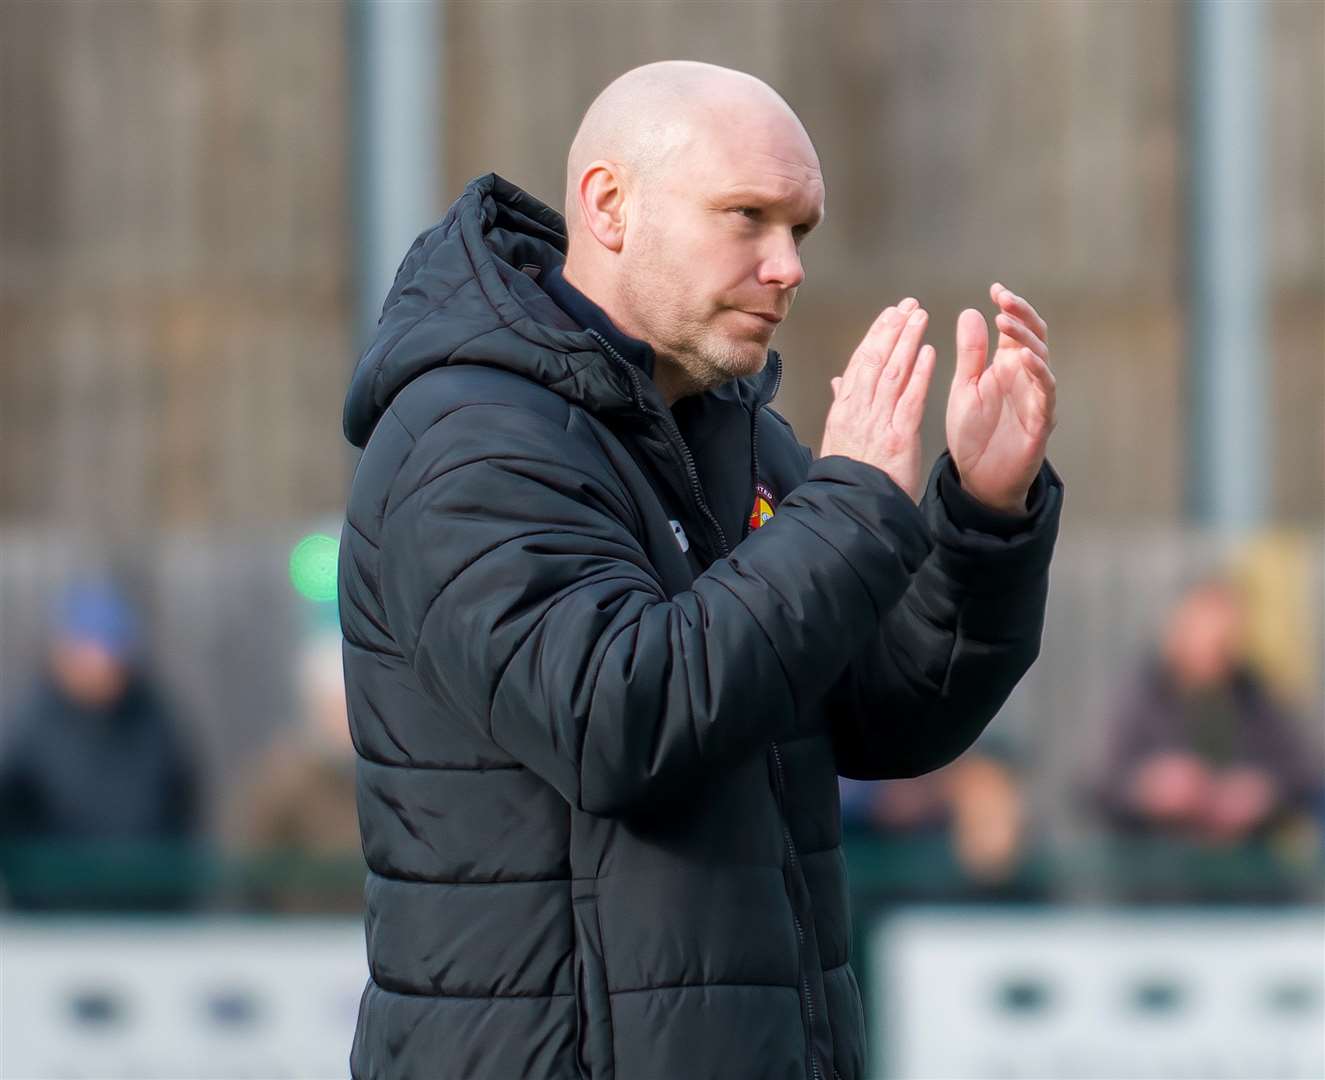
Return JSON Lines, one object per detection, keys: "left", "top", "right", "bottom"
{"left": 945, "top": 283, "right": 1057, "bottom": 513}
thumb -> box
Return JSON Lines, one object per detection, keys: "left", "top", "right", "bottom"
{"left": 954, "top": 308, "right": 988, "bottom": 386}
{"left": 831, "top": 376, "right": 842, "bottom": 396}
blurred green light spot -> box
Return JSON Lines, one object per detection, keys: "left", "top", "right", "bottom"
{"left": 290, "top": 533, "right": 339, "bottom": 602}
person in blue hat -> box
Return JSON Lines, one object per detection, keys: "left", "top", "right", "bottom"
{"left": 0, "top": 578, "right": 201, "bottom": 909}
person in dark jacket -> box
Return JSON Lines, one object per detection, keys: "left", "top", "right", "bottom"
{"left": 340, "top": 61, "right": 1062, "bottom": 1080}
{"left": 1089, "top": 578, "right": 1322, "bottom": 901}
{"left": 1094, "top": 578, "right": 1320, "bottom": 843}
{"left": 0, "top": 580, "right": 201, "bottom": 910}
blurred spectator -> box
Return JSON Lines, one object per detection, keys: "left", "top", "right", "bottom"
{"left": 1090, "top": 577, "right": 1323, "bottom": 900}
{"left": 839, "top": 733, "right": 1038, "bottom": 900}
{"left": 230, "top": 629, "right": 362, "bottom": 912}
{"left": 0, "top": 580, "right": 201, "bottom": 910}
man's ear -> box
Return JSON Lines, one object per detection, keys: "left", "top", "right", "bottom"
{"left": 577, "top": 161, "right": 627, "bottom": 253}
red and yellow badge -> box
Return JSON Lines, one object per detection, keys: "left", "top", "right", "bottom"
{"left": 749, "top": 480, "right": 777, "bottom": 531}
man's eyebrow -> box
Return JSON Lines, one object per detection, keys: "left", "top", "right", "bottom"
{"left": 718, "top": 188, "right": 823, "bottom": 228}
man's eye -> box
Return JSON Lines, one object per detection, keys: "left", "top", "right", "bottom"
{"left": 734, "top": 206, "right": 761, "bottom": 220}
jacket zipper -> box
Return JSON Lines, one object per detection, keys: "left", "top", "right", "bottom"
{"left": 593, "top": 335, "right": 825, "bottom": 1079}
{"left": 771, "top": 741, "right": 824, "bottom": 1080}
{"left": 744, "top": 351, "right": 784, "bottom": 539}
{"left": 753, "top": 358, "right": 824, "bottom": 1080}
{"left": 589, "top": 330, "right": 730, "bottom": 558}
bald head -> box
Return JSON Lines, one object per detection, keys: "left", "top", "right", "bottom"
{"left": 564, "top": 62, "right": 813, "bottom": 240}
{"left": 560, "top": 61, "right": 824, "bottom": 404}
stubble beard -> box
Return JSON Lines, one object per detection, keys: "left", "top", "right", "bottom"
{"left": 621, "top": 226, "right": 769, "bottom": 397}
{"left": 636, "top": 300, "right": 770, "bottom": 398}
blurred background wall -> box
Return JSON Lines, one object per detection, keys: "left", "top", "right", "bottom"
{"left": 4, "top": 0, "right": 1321, "bottom": 528}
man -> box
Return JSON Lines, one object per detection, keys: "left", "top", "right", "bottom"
{"left": 0, "top": 580, "right": 200, "bottom": 910}
{"left": 340, "top": 61, "right": 1061, "bottom": 1080}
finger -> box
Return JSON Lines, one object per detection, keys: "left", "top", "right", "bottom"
{"left": 999, "top": 348, "right": 1055, "bottom": 416}
{"left": 843, "top": 304, "right": 909, "bottom": 401}
{"left": 991, "top": 283, "right": 1048, "bottom": 344}
{"left": 874, "top": 306, "right": 929, "bottom": 409}
{"left": 954, "top": 308, "right": 988, "bottom": 385}
{"left": 894, "top": 343, "right": 936, "bottom": 429}
{"left": 1008, "top": 349, "right": 1057, "bottom": 431}
{"left": 1018, "top": 347, "right": 1057, "bottom": 399}
{"left": 840, "top": 306, "right": 896, "bottom": 397}
{"left": 994, "top": 313, "right": 1048, "bottom": 360}
{"left": 898, "top": 296, "right": 920, "bottom": 315}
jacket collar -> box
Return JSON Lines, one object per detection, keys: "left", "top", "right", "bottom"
{"left": 540, "top": 263, "right": 783, "bottom": 419}
{"left": 541, "top": 265, "right": 656, "bottom": 381}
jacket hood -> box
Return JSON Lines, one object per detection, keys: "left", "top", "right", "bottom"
{"left": 343, "top": 173, "right": 780, "bottom": 447}
{"left": 345, "top": 174, "right": 631, "bottom": 446}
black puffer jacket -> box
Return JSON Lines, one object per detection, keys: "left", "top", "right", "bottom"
{"left": 340, "top": 174, "right": 1062, "bottom": 1080}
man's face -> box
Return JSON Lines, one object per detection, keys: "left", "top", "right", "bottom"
{"left": 619, "top": 115, "right": 824, "bottom": 388}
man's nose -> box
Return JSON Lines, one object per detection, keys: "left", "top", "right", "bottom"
{"left": 757, "top": 233, "right": 805, "bottom": 290}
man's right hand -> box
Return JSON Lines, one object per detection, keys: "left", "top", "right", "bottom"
{"left": 819, "top": 297, "right": 936, "bottom": 502}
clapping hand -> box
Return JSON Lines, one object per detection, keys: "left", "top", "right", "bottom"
{"left": 945, "top": 284, "right": 1056, "bottom": 512}
{"left": 820, "top": 297, "right": 937, "bottom": 502}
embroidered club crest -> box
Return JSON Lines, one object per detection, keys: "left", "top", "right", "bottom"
{"left": 749, "top": 480, "right": 777, "bottom": 531}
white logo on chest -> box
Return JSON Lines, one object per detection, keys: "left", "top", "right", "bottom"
{"left": 668, "top": 519, "right": 690, "bottom": 553}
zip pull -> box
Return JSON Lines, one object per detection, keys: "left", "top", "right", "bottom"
{"left": 588, "top": 329, "right": 730, "bottom": 558}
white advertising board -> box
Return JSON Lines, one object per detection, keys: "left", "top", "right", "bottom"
{"left": 4, "top": 909, "right": 1322, "bottom": 1079}
{"left": 0, "top": 918, "right": 366, "bottom": 1079}
{"left": 870, "top": 907, "right": 1325, "bottom": 1080}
